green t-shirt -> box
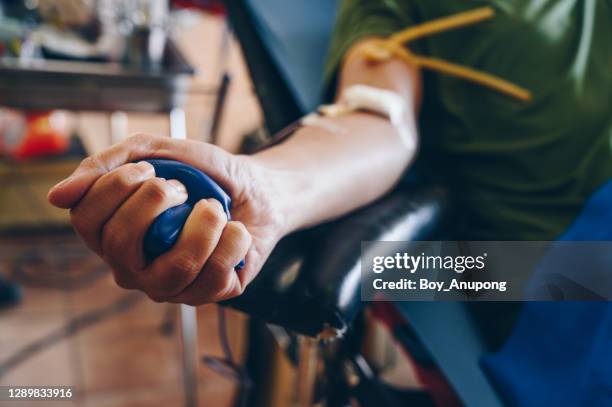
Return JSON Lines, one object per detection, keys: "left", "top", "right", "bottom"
{"left": 325, "top": 0, "right": 612, "bottom": 240}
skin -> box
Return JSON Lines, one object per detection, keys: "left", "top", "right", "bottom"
{"left": 47, "top": 39, "right": 422, "bottom": 305}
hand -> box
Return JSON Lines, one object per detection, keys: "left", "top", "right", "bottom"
{"left": 48, "top": 134, "right": 288, "bottom": 305}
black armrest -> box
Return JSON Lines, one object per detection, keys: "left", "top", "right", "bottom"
{"left": 225, "top": 185, "right": 451, "bottom": 338}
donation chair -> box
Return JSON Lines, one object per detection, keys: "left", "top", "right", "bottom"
{"left": 218, "top": 1, "right": 504, "bottom": 405}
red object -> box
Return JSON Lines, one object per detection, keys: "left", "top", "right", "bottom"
{"left": 172, "top": 0, "right": 225, "bottom": 15}
{"left": 371, "top": 302, "right": 463, "bottom": 407}
{"left": 11, "top": 111, "right": 69, "bottom": 160}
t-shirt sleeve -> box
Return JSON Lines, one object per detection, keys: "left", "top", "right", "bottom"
{"left": 323, "top": 0, "right": 417, "bottom": 100}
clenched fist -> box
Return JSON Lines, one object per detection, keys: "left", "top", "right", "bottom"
{"left": 48, "top": 134, "right": 288, "bottom": 305}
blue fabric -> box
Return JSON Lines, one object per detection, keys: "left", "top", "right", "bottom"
{"left": 483, "top": 180, "right": 612, "bottom": 406}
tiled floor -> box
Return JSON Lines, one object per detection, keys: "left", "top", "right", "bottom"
{"left": 0, "top": 233, "right": 246, "bottom": 407}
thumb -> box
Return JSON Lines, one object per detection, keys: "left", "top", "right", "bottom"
{"left": 47, "top": 157, "right": 110, "bottom": 209}
{"left": 47, "top": 134, "right": 159, "bottom": 209}
{"left": 47, "top": 133, "right": 236, "bottom": 209}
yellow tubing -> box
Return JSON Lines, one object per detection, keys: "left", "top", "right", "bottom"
{"left": 390, "top": 7, "right": 495, "bottom": 44}
{"left": 360, "top": 7, "right": 532, "bottom": 102}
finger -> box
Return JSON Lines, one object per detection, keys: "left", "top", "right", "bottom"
{"left": 142, "top": 199, "right": 228, "bottom": 301}
{"left": 101, "top": 177, "right": 188, "bottom": 275}
{"left": 48, "top": 134, "right": 234, "bottom": 209}
{"left": 48, "top": 135, "right": 160, "bottom": 208}
{"left": 168, "top": 220, "right": 252, "bottom": 305}
{"left": 69, "top": 161, "right": 155, "bottom": 254}
{"left": 108, "top": 264, "right": 140, "bottom": 291}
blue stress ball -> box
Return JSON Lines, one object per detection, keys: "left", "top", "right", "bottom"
{"left": 142, "top": 159, "right": 244, "bottom": 270}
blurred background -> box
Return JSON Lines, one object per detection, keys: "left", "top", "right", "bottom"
{"left": 0, "top": 0, "right": 264, "bottom": 405}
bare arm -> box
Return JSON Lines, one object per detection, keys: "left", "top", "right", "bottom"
{"left": 47, "top": 39, "right": 422, "bottom": 304}
{"left": 254, "top": 39, "right": 422, "bottom": 231}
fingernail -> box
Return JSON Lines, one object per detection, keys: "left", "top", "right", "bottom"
{"left": 167, "top": 179, "right": 187, "bottom": 195}
{"left": 136, "top": 161, "right": 155, "bottom": 177}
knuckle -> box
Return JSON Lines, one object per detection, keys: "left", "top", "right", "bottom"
{"left": 127, "top": 133, "right": 152, "bottom": 146}
{"left": 142, "top": 178, "right": 172, "bottom": 202}
{"left": 101, "top": 220, "right": 126, "bottom": 255}
{"left": 107, "top": 164, "right": 140, "bottom": 191}
{"left": 194, "top": 201, "right": 227, "bottom": 229}
{"left": 208, "top": 199, "right": 225, "bottom": 213}
{"left": 227, "top": 222, "right": 251, "bottom": 245}
{"left": 206, "top": 254, "right": 231, "bottom": 275}
{"left": 81, "top": 155, "right": 107, "bottom": 173}
{"left": 128, "top": 133, "right": 164, "bottom": 152}
{"left": 79, "top": 155, "right": 95, "bottom": 169}
{"left": 168, "top": 251, "right": 203, "bottom": 277}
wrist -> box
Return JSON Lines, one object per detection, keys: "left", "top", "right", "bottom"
{"left": 237, "top": 153, "right": 311, "bottom": 237}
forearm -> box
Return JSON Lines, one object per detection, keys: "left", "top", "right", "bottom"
{"left": 250, "top": 113, "right": 416, "bottom": 232}
{"left": 250, "top": 39, "right": 422, "bottom": 233}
